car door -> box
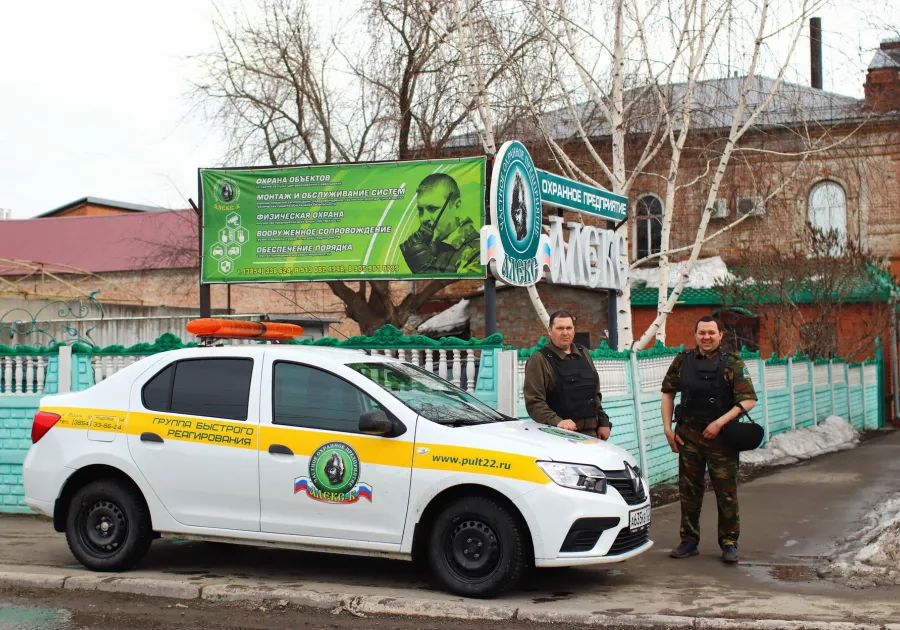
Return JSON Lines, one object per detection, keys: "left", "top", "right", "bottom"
{"left": 258, "top": 358, "right": 415, "bottom": 544}
{"left": 127, "top": 354, "right": 262, "bottom": 531}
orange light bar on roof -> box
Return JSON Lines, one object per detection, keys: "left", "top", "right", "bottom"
{"left": 186, "top": 318, "right": 304, "bottom": 340}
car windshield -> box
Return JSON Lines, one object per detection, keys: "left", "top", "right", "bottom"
{"left": 346, "top": 361, "right": 511, "bottom": 426}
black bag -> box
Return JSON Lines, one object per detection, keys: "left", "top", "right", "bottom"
{"left": 721, "top": 402, "right": 764, "bottom": 452}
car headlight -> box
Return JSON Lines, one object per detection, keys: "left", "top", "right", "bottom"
{"left": 537, "top": 461, "right": 607, "bottom": 493}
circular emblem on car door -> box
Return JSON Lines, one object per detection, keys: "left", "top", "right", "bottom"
{"left": 309, "top": 442, "right": 360, "bottom": 495}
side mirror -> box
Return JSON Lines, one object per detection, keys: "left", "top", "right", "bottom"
{"left": 359, "top": 410, "right": 393, "bottom": 436}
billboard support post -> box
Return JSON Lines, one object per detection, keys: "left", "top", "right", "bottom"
{"left": 190, "top": 197, "right": 212, "bottom": 318}
{"left": 485, "top": 275, "right": 497, "bottom": 336}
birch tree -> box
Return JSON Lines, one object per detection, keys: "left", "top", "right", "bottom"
{"left": 504, "top": 0, "right": 847, "bottom": 349}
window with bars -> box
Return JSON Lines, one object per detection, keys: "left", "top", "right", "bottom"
{"left": 722, "top": 323, "right": 759, "bottom": 353}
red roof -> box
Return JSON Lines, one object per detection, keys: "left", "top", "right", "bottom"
{"left": 0, "top": 210, "right": 197, "bottom": 274}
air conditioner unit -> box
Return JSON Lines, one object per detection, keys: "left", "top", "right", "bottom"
{"left": 708, "top": 199, "right": 728, "bottom": 219}
{"left": 736, "top": 196, "right": 764, "bottom": 217}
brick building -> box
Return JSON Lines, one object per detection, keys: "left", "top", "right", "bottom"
{"left": 0, "top": 203, "right": 360, "bottom": 342}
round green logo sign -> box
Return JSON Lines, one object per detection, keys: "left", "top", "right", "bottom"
{"left": 213, "top": 176, "right": 240, "bottom": 205}
{"left": 483, "top": 140, "right": 551, "bottom": 287}
{"left": 492, "top": 141, "right": 541, "bottom": 260}
{"left": 309, "top": 442, "right": 360, "bottom": 495}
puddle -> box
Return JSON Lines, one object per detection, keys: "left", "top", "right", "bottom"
{"left": 604, "top": 608, "right": 635, "bottom": 613}
{"left": 0, "top": 603, "right": 71, "bottom": 629}
{"left": 769, "top": 564, "right": 817, "bottom": 582}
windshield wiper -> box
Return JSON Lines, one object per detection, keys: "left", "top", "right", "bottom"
{"left": 445, "top": 418, "right": 490, "bottom": 427}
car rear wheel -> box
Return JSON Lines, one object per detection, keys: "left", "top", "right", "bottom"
{"left": 65, "top": 479, "right": 153, "bottom": 571}
{"left": 427, "top": 496, "right": 528, "bottom": 598}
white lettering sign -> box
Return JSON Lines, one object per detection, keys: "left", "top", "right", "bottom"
{"left": 546, "top": 216, "right": 628, "bottom": 290}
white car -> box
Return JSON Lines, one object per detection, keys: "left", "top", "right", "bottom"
{"left": 23, "top": 343, "right": 652, "bottom": 597}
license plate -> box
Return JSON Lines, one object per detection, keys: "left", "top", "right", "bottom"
{"left": 629, "top": 505, "right": 651, "bottom": 530}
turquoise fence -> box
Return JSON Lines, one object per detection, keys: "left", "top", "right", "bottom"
{"left": 0, "top": 329, "right": 886, "bottom": 512}
{"left": 516, "top": 340, "right": 885, "bottom": 486}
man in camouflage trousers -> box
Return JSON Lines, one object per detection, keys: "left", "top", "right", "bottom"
{"left": 661, "top": 316, "right": 757, "bottom": 563}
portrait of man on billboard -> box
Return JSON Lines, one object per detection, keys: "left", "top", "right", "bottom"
{"left": 400, "top": 173, "right": 481, "bottom": 276}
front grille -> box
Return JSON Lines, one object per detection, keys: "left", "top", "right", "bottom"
{"left": 605, "top": 472, "right": 647, "bottom": 506}
{"left": 560, "top": 517, "right": 620, "bottom": 553}
{"left": 608, "top": 525, "right": 650, "bottom": 555}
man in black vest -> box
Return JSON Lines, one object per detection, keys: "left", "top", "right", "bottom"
{"left": 523, "top": 311, "right": 611, "bottom": 440}
{"left": 661, "top": 316, "right": 757, "bottom": 563}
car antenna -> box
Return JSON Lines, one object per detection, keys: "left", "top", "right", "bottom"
{"left": 267, "top": 289, "right": 372, "bottom": 356}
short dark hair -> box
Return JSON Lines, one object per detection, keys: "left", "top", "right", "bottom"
{"left": 695, "top": 315, "right": 723, "bottom": 332}
{"left": 548, "top": 310, "right": 576, "bottom": 327}
{"left": 416, "top": 173, "right": 460, "bottom": 202}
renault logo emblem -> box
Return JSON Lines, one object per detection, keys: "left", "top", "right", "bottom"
{"left": 624, "top": 462, "right": 641, "bottom": 494}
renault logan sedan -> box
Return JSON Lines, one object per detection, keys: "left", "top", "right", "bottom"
{"left": 23, "top": 344, "right": 651, "bottom": 597}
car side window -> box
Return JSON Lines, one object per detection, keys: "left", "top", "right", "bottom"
{"left": 273, "top": 362, "right": 378, "bottom": 433}
{"left": 142, "top": 364, "right": 174, "bottom": 411}
{"left": 142, "top": 358, "right": 254, "bottom": 421}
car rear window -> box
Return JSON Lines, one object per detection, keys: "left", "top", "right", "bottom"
{"left": 142, "top": 358, "right": 253, "bottom": 421}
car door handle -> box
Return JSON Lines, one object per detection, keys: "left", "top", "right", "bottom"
{"left": 140, "top": 432, "right": 164, "bottom": 443}
{"left": 268, "top": 444, "right": 293, "bottom": 456}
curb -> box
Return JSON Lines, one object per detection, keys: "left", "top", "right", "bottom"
{"left": 0, "top": 571, "right": 894, "bottom": 629}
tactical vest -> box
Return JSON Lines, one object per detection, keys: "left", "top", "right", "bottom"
{"left": 679, "top": 350, "right": 734, "bottom": 421}
{"left": 541, "top": 346, "right": 599, "bottom": 420}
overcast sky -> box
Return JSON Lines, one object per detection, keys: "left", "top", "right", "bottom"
{"left": 0, "top": 1, "right": 895, "bottom": 219}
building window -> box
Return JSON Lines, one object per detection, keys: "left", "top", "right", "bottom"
{"left": 722, "top": 322, "right": 759, "bottom": 353}
{"left": 808, "top": 181, "right": 846, "bottom": 250}
{"left": 634, "top": 195, "right": 663, "bottom": 260}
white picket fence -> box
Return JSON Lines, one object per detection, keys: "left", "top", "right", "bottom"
{"left": 88, "top": 347, "right": 484, "bottom": 393}
{"left": 0, "top": 355, "right": 48, "bottom": 396}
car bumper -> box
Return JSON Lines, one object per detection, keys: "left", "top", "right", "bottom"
{"left": 536, "top": 539, "right": 653, "bottom": 567}
{"left": 516, "top": 477, "right": 653, "bottom": 564}
{"left": 25, "top": 498, "right": 54, "bottom": 517}
{"left": 22, "top": 443, "right": 71, "bottom": 507}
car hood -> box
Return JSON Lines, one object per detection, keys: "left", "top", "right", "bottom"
{"left": 460, "top": 420, "right": 638, "bottom": 472}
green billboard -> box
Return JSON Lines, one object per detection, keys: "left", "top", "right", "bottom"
{"left": 200, "top": 158, "right": 486, "bottom": 283}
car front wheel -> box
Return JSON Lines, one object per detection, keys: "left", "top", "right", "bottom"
{"left": 427, "top": 496, "right": 529, "bottom": 598}
{"left": 65, "top": 479, "right": 153, "bottom": 571}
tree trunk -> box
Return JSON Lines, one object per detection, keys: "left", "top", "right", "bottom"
{"left": 326, "top": 279, "right": 456, "bottom": 336}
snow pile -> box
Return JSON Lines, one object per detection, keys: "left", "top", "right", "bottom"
{"left": 819, "top": 494, "right": 900, "bottom": 588}
{"left": 629, "top": 256, "right": 730, "bottom": 289}
{"left": 417, "top": 299, "right": 470, "bottom": 335}
{"left": 741, "top": 416, "right": 859, "bottom": 467}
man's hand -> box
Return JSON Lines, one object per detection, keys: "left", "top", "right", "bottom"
{"left": 665, "top": 429, "right": 684, "bottom": 453}
{"left": 400, "top": 224, "right": 437, "bottom": 273}
{"left": 557, "top": 419, "right": 577, "bottom": 431}
{"left": 703, "top": 420, "right": 726, "bottom": 440}
{"left": 598, "top": 426, "right": 611, "bottom": 441}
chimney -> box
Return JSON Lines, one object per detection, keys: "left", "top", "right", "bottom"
{"left": 0, "top": 208, "right": 11, "bottom": 220}
{"left": 864, "top": 38, "right": 900, "bottom": 112}
{"left": 810, "top": 17, "right": 823, "bottom": 90}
